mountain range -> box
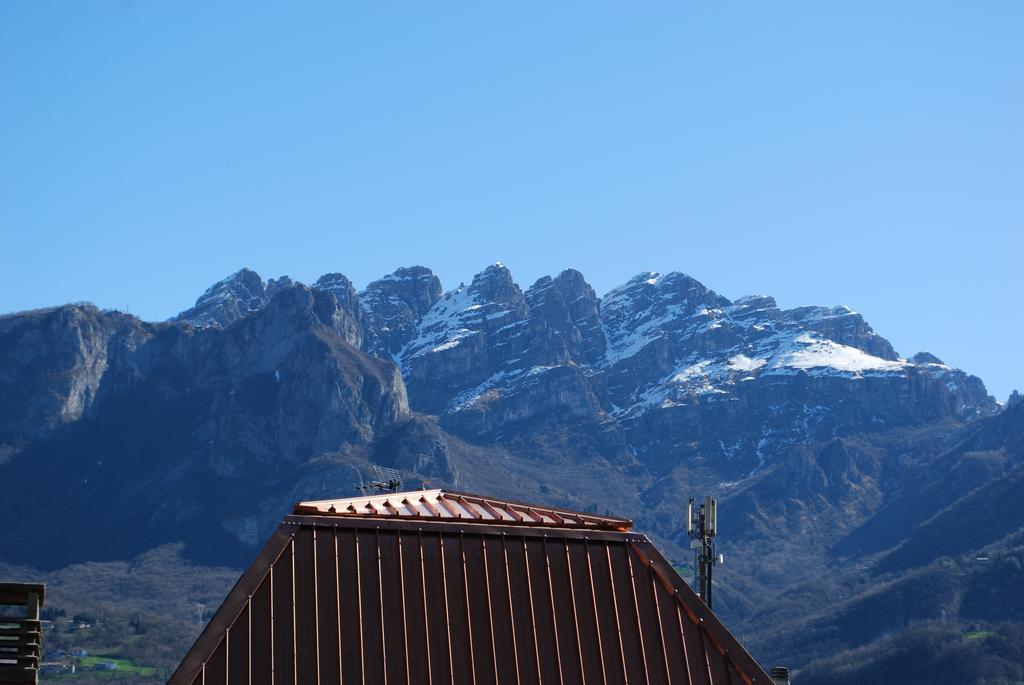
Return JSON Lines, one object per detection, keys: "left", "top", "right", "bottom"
{"left": 0, "top": 263, "right": 1020, "bottom": 683}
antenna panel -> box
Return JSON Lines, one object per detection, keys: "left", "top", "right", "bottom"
{"left": 373, "top": 465, "right": 401, "bottom": 483}
{"left": 705, "top": 496, "right": 716, "bottom": 536}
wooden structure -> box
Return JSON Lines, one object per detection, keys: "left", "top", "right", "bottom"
{"left": 171, "top": 489, "right": 772, "bottom": 684}
{"left": 0, "top": 583, "right": 44, "bottom": 685}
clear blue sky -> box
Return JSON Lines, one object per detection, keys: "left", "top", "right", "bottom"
{"left": 1, "top": 2, "right": 1020, "bottom": 399}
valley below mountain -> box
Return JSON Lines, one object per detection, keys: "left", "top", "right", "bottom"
{"left": 1, "top": 263, "right": 1020, "bottom": 684}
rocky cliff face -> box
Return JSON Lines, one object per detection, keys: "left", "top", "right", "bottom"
{"left": 365, "top": 265, "right": 992, "bottom": 481}
{"left": 525, "top": 269, "right": 606, "bottom": 366}
{"left": 166, "top": 262, "right": 1001, "bottom": 493}
{"left": 0, "top": 262, "right": 1003, "bottom": 573}
{"left": 588, "top": 273, "right": 991, "bottom": 477}
{"left": 359, "top": 266, "right": 443, "bottom": 358}
{"left": 1, "top": 262, "right": 1017, "bottom": 685}
{"left": 0, "top": 305, "right": 152, "bottom": 447}
{"left": 0, "top": 283, "right": 413, "bottom": 565}
{"left": 184, "top": 285, "right": 409, "bottom": 472}
{"left": 177, "top": 268, "right": 294, "bottom": 329}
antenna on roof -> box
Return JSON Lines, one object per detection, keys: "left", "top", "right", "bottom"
{"left": 687, "top": 496, "right": 722, "bottom": 609}
{"left": 346, "top": 464, "right": 367, "bottom": 494}
{"left": 358, "top": 465, "right": 403, "bottom": 495}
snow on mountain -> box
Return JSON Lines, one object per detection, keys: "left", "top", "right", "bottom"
{"left": 390, "top": 263, "right": 580, "bottom": 421}
{"left": 395, "top": 283, "right": 488, "bottom": 369}
{"left": 173, "top": 264, "right": 994, "bottom": 459}
{"left": 600, "top": 271, "right": 730, "bottom": 366}
{"left": 358, "top": 266, "right": 443, "bottom": 357}
{"left": 772, "top": 333, "right": 906, "bottom": 376}
{"left": 594, "top": 271, "right": 934, "bottom": 418}
{"left": 313, "top": 272, "right": 361, "bottom": 313}
{"left": 176, "top": 269, "right": 293, "bottom": 329}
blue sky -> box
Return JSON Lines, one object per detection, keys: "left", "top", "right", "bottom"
{"left": 1, "top": 2, "right": 1021, "bottom": 399}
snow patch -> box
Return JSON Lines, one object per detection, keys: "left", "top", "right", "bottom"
{"left": 671, "top": 361, "right": 713, "bottom": 384}
{"left": 729, "top": 355, "right": 767, "bottom": 372}
{"left": 769, "top": 333, "right": 906, "bottom": 375}
{"left": 431, "top": 340, "right": 462, "bottom": 353}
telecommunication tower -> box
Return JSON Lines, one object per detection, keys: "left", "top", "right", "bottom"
{"left": 687, "top": 496, "right": 723, "bottom": 609}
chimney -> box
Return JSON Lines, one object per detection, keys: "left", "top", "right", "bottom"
{"left": 0, "top": 582, "right": 45, "bottom": 685}
{"left": 771, "top": 666, "right": 791, "bottom": 685}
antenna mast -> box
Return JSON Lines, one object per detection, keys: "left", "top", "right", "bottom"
{"left": 357, "top": 465, "right": 403, "bottom": 495}
{"left": 687, "top": 496, "right": 723, "bottom": 609}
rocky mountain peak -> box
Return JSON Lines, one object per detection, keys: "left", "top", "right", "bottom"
{"left": 310, "top": 272, "right": 367, "bottom": 346}
{"left": 911, "top": 351, "right": 946, "bottom": 366}
{"left": 731, "top": 294, "right": 779, "bottom": 313}
{"left": 600, "top": 271, "right": 730, "bottom": 370}
{"left": 525, "top": 269, "right": 606, "bottom": 365}
{"left": 313, "top": 273, "right": 360, "bottom": 313}
{"left": 0, "top": 261, "right": 1005, "bottom": 578}
{"left": 266, "top": 276, "right": 294, "bottom": 298}
{"left": 153, "top": 263, "right": 1003, "bottom": 482}
{"left": 368, "top": 266, "right": 443, "bottom": 315}
{"left": 177, "top": 268, "right": 270, "bottom": 329}
{"left": 216, "top": 282, "right": 362, "bottom": 350}
{"left": 177, "top": 268, "right": 302, "bottom": 330}
{"left": 391, "top": 263, "right": 532, "bottom": 365}
{"left": 603, "top": 271, "right": 730, "bottom": 321}
{"left": 0, "top": 304, "right": 152, "bottom": 447}
{"left": 467, "top": 262, "right": 527, "bottom": 313}
{"left": 394, "top": 263, "right": 583, "bottom": 422}
{"left": 553, "top": 267, "right": 590, "bottom": 289}
{"left": 215, "top": 267, "right": 263, "bottom": 295}
{"left": 781, "top": 304, "right": 898, "bottom": 360}
{"left": 359, "top": 266, "right": 443, "bottom": 357}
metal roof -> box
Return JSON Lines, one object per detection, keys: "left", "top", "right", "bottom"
{"left": 293, "top": 489, "right": 633, "bottom": 531}
{"left": 170, "top": 491, "right": 771, "bottom": 685}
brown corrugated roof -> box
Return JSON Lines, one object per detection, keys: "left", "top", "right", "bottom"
{"left": 293, "top": 489, "right": 633, "bottom": 531}
{"left": 170, "top": 490, "right": 771, "bottom": 684}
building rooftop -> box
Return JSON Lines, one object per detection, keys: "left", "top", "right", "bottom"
{"left": 293, "top": 488, "right": 633, "bottom": 531}
{"left": 171, "top": 489, "right": 771, "bottom": 684}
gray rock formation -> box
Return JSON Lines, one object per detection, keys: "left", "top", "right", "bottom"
{"left": 525, "top": 269, "right": 606, "bottom": 365}
{"left": 177, "top": 268, "right": 271, "bottom": 328}
{"left": 170, "top": 263, "right": 996, "bottom": 474}
{"left": 782, "top": 304, "right": 899, "bottom": 360}
{"left": 588, "top": 271, "right": 993, "bottom": 475}
{"left": 359, "top": 266, "right": 443, "bottom": 357}
{"left": 0, "top": 283, "right": 413, "bottom": 565}
{"left": 187, "top": 284, "right": 408, "bottom": 471}
{"left": 0, "top": 304, "right": 151, "bottom": 446}
{"left": 2, "top": 261, "right": 1019, "bottom": 685}
{"left": 0, "top": 262, "right": 1002, "bottom": 573}
{"left": 395, "top": 263, "right": 573, "bottom": 417}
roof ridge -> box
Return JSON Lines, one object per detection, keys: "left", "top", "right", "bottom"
{"left": 293, "top": 488, "right": 633, "bottom": 531}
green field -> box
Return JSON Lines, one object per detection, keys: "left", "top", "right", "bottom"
{"left": 45, "top": 654, "right": 157, "bottom": 680}
{"left": 963, "top": 629, "right": 993, "bottom": 641}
